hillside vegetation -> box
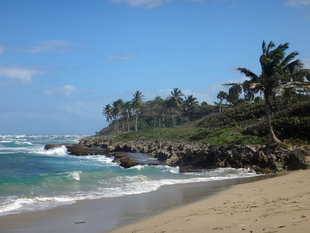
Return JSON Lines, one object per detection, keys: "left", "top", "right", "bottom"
{"left": 99, "top": 40, "right": 310, "bottom": 146}
{"left": 112, "top": 99, "right": 310, "bottom": 145}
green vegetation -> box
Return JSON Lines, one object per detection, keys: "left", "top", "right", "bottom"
{"left": 100, "top": 40, "right": 310, "bottom": 146}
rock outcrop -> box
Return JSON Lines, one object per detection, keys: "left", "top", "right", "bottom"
{"left": 45, "top": 136, "right": 309, "bottom": 173}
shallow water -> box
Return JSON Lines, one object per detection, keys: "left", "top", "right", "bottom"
{"left": 0, "top": 135, "right": 258, "bottom": 216}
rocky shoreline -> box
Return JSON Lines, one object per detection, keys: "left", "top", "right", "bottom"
{"left": 44, "top": 135, "right": 310, "bottom": 173}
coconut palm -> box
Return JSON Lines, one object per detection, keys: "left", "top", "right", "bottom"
{"left": 168, "top": 88, "right": 184, "bottom": 126}
{"left": 183, "top": 95, "right": 199, "bottom": 122}
{"left": 227, "top": 85, "right": 242, "bottom": 105}
{"left": 237, "top": 40, "right": 307, "bottom": 143}
{"left": 216, "top": 91, "right": 228, "bottom": 112}
{"left": 102, "top": 104, "right": 113, "bottom": 124}
{"left": 123, "top": 101, "right": 132, "bottom": 131}
{"left": 112, "top": 99, "right": 124, "bottom": 132}
{"left": 131, "top": 90, "right": 144, "bottom": 131}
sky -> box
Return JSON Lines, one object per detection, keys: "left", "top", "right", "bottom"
{"left": 0, "top": 0, "right": 309, "bottom": 135}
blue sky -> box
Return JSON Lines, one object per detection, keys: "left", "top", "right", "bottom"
{"left": 0, "top": 0, "right": 309, "bottom": 135}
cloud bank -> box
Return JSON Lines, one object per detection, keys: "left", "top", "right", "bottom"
{"left": 29, "top": 40, "right": 76, "bottom": 53}
{"left": 0, "top": 66, "right": 43, "bottom": 83}
{"left": 45, "top": 85, "right": 80, "bottom": 97}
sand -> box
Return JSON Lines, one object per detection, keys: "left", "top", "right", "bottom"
{"left": 111, "top": 170, "right": 310, "bottom": 233}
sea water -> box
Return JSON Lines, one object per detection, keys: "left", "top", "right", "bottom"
{"left": 0, "top": 135, "right": 257, "bottom": 216}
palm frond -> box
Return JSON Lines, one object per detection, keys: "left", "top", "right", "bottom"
{"left": 281, "top": 51, "right": 299, "bottom": 67}
{"left": 236, "top": 68, "right": 259, "bottom": 80}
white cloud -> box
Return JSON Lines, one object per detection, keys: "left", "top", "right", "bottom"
{"left": 286, "top": 0, "right": 310, "bottom": 7}
{"left": 104, "top": 54, "right": 137, "bottom": 61}
{"left": 108, "top": 0, "right": 170, "bottom": 8}
{"left": 45, "top": 85, "right": 80, "bottom": 97}
{"left": 0, "top": 66, "right": 43, "bottom": 83}
{"left": 29, "top": 40, "right": 75, "bottom": 53}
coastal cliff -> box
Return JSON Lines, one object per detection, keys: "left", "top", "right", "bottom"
{"left": 46, "top": 136, "right": 309, "bottom": 173}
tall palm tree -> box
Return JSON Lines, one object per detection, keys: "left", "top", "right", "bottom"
{"left": 112, "top": 99, "right": 124, "bottom": 132}
{"left": 123, "top": 101, "right": 132, "bottom": 131}
{"left": 131, "top": 90, "right": 144, "bottom": 131}
{"left": 168, "top": 88, "right": 184, "bottom": 126}
{"left": 183, "top": 95, "right": 199, "bottom": 122}
{"left": 102, "top": 104, "right": 113, "bottom": 124}
{"left": 216, "top": 91, "right": 228, "bottom": 112}
{"left": 237, "top": 40, "right": 306, "bottom": 143}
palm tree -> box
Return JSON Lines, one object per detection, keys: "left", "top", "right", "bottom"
{"left": 227, "top": 85, "right": 242, "bottom": 105}
{"left": 112, "top": 99, "right": 124, "bottom": 132}
{"left": 216, "top": 91, "right": 228, "bottom": 112}
{"left": 237, "top": 40, "right": 307, "bottom": 143}
{"left": 131, "top": 90, "right": 144, "bottom": 131}
{"left": 168, "top": 88, "right": 184, "bottom": 126}
{"left": 183, "top": 95, "right": 199, "bottom": 122}
{"left": 102, "top": 104, "right": 113, "bottom": 124}
{"left": 123, "top": 101, "right": 132, "bottom": 131}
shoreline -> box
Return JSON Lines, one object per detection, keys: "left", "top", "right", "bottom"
{"left": 111, "top": 169, "right": 310, "bottom": 233}
{"left": 0, "top": 175, "right": 271, "bottom": 233}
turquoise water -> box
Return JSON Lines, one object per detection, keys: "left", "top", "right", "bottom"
{"left": 0, "top": 135, "right": 257, "bottom": 216}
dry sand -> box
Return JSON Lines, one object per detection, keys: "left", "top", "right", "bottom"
{"left": 111, "top": 170, "right": 310, "bottom": 233}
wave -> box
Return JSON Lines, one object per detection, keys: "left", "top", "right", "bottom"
{"left": 67, "top": 171, "right": 81, "bottom": 181}
{"left": 0, "top": 167, "right": 258, "bottom": 216}
{"left": 34, "top": 145, "right": 68, "bottom": 156}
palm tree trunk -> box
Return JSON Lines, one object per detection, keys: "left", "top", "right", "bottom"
{"left": 219, "top": 100, "right": 222, "bottom": 113}
{"left": 127, "top": 113, "right": 130, "bottom": 132}
{"left": 265, "top": 96, "right": 281, "bottom": 143}
{"left": 135, "top": 113, "right": 138, "bottom": 131}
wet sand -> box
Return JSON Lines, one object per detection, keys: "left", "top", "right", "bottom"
{"left": 0, "top": 175, "right": 269, "bottom": 233}
{"left": 112, "top": 170, "right": 310, "bottom": 233}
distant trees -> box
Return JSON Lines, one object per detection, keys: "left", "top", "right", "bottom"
{"left": 102, "top": 89, "right": 216, "bottom": 132}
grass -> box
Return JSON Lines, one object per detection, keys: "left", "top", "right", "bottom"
{"left": 111, "top": 100, "right": 310, "bottom": 146}
{"left": 114, "top": 127, "right": 265, "bottom": 145}
{"left": 114, "top": 127, "right": 200, "bottom": 142}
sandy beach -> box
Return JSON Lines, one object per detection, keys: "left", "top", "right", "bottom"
{"left": 111, "top": 170, "right": 310, "bottom": 233}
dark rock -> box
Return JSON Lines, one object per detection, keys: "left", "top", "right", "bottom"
{"left": 283, "top": 150, "right": 308, "bottom": 170}
{"left": 45, "top": 135, "right": 309, "bottom": 173}
{"left": 66, "top": 145, "right": 107, "bottom": 156}
{"left": 44, "top": 144, "right": 73, "bottom": 150}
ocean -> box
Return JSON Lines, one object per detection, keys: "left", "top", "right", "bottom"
{"left": 0, "top": 135, "right": 257, "bottom": 217}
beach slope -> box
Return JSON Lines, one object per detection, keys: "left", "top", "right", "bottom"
{"left": 111, "top": 170, "right": 310, "bottom": 233}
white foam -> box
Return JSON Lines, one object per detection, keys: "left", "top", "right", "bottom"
{"left": 67, "top": 171, "right": 81, "bottom": 181}
{"left": 0, "top": 196, "right": 76, "bottom": 216}
{"left": 35, "top": 146, "right": 68, "bottom": 156}
{"left": 0, "top": 140, "right": 12, "bottom": 143}
{"left": 79, "top": 155, "right": 117, "bottom": 166}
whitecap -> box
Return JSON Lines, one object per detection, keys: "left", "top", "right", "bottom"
{"left": 34, "top": 145, "right": 68, "bottom": 156}
{"left": 67, "top": 171, "right": 81, "bottom": 181}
